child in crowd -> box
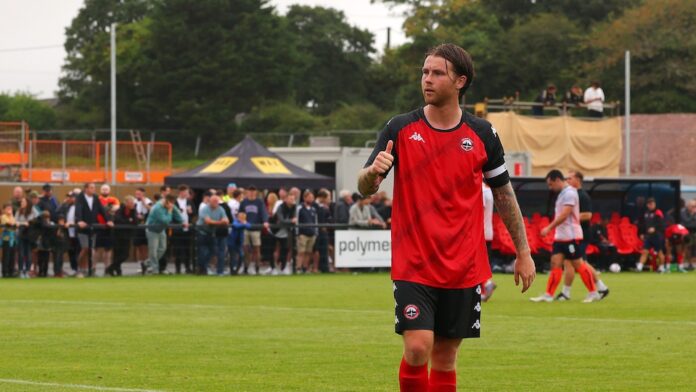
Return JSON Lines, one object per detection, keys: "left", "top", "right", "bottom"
{"left": 1, "top": 203, "right": 16, "bottom": 278}
{"left": 53, "top": 215, "right": 70, "bottom": 278}
{"left": 37, "top": 211, "right": 55, "bottom": 277}
{"left": 228, "top": 211, "right": 250, "bottom": 274}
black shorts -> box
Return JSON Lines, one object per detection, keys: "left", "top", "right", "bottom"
{"left": 643, "top": 234, "right": 665, "bottom": 252}
{"left": 393, "top": 280, "right": 482, "bottom": 339}
{"left": 552, "top": 240, "right": 584, "bottom": 260}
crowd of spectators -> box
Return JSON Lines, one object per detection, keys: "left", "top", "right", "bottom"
{"left": 532, "top": 81, "right": 605, "bottom": 117}
{"left": 6, "top": 179, "right": 688, "bottom": 279}
{"left": 0, "top": 183, "right": 394, "bottom": 279}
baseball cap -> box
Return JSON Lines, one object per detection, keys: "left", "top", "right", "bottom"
{"left": 42, "top": 183, "right": 52, "bottom": 191}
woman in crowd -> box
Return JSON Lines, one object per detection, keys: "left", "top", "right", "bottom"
{"left": 15, "top": 197, "right": 38, "bottom": 279}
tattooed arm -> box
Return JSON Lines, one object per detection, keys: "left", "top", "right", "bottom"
{"left": 491, "top": 182, "right": 536, "bottom": 292}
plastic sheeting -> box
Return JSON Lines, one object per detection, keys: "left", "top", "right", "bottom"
{"left": 488, "top": 112, "right": 622, "bottom": 177}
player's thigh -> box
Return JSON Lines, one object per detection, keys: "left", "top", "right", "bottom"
{"left": 549, "top": 252, "right": 565, "bottom": 268}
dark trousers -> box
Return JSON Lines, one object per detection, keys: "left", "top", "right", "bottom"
{"left": 197, "top": 233, "right": 226, "bottom": 274}
{"left": 17, "top": 238, "right": 32, "bottom": 273}
{"left": 275, "top": 236, "right": 290, "bottom": 270}
{"left": 68, "top": 237, "right": 80, "bottom": 271}
{"left": 2, "top": 242, "right": 15, "bottom": 277}
{"left": 173, "top": 230, "right": 192, "bottom": 274}
{"left": 38, "top": 250, "right": 50, "bottom": 277}
{"left": 108, "top": 237, "right": 131, "bottom": 276}
{"left": 53, "top": 246, "right": 66, "bottom": 275}
{"left": 316, "top": 231, "right": 329, "bottom": 272}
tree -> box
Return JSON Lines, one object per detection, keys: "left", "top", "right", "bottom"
{"left": 0, "top": 93, "right": 57, "bottom": 130}
{"left": 587, "top": 0, "right": 696, "bottom": 113}
{"left": 142, "top": 0, "right": 301, "bottom": 139}
{"left": 499, "top": 13, "right": 583, "bottom": 100}
{"left": 58, "top": 0, "right": 151, "bottom": 128}
{"left": 285, "top": 5, "right": 375, "bottom": 113}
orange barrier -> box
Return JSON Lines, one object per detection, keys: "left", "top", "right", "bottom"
{"left": 19, "top": 140, "right": 171, "bottom": 184}
{"left": 19, "top": 169, "right": 170, "bottom": 184}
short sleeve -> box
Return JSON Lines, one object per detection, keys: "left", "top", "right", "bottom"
{"left": 363, "top": 120, "right": 398, "bottom": 178}
{"left": 481, "top": 127, "right": 510, "bottom": 188}
{"left": 560, "top": 189, "right": 577, "bottom": 207}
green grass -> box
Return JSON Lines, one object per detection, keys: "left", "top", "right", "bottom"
{"left": 0, "top": 272, "right": 694, "bottom": 391}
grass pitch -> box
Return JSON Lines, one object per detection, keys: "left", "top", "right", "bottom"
{"left": 0, "top": 272, "right": 694, "bottom": 391}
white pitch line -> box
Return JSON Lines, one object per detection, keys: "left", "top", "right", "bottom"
{"left": 489, "top": 314, "right": 696, "bottom": 327}
{"left": 3, "top": 299, "right": 696, "bottom": 326}
{"left": 0, "top": 378, "right": 164, "bottom": 392}
{"left": 0, "top": 299, "right": 385, "bottom": 315}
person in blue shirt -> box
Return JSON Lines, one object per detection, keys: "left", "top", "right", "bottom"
{"left": 238, "top": 186, "right": 269, "bottom": 275}
{"left": 228, "top": 211, "right": 251, "bottom": 275}
{"left": 196, "top": 195, "right": 229, "bottom": 275}
{"left": 145, "top": 194, "right": 185, "bottom": 274}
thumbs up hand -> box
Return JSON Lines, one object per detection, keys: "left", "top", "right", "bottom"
{"left": 369, "top": 140, "right": 394, "bottom": 176}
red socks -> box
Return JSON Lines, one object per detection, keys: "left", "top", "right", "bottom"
{"left": 576, "top": 262, "right": 597, "bottom": 292}
{"left": 429, "top": 369, "right": 456, "bottom": 392}
{"left": 546, "top": 267, "right": 563, "bottom": 296}
{"left": 677, "top": 253, "right": 684, "bottom": 265}
{"left": 399, "top": 358, "right": 457, "bottom": 392}
{"left": 399, "top": 358, "right": 428, "bottom": 392}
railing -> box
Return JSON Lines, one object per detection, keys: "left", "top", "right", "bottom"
{"left": 465, "top": 99, "right": 622, "bottom": 118}
{"left": 18, "top": 140, "right": 172, "bottom": 184}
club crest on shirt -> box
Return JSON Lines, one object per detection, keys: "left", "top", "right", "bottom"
{"left": 403, "top": 304, "right": 420, "bottom": 320}
{"left": 461, "top": 137, "right": 474, "bottom": 152}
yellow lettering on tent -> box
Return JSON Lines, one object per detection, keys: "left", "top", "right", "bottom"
{"left": 201, "top": 157, "right": 238, "bottom": 173}
{"left": 251, "top": 157, "right": 291, "bottom": 174}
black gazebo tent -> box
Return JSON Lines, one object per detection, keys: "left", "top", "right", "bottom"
{"left": 165, "top": 136, "right": 334, "bottom": 190}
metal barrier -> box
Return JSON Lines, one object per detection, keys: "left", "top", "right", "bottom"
{"left": 18, "top": 140, "right": 172, "bottom": 184}
{"left": 0, "top": 222, "right": 384, "bottom": 277}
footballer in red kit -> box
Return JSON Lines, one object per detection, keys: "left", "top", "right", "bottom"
{"left": 358, "top": 43, "right": 536, "bottom": 392}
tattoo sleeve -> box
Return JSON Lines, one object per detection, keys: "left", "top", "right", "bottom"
{"left": 491, "top": 182, "right": 531, "bottom": 255}
{"left": 357, "top": 168, "right": 379, "bottom": 197}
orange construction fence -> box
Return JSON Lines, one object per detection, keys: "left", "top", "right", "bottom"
{"left": 17, "top": 140, "right": 171, "bottom": 184}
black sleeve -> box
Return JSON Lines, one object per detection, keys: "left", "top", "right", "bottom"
{"left": 363, "top": 120, "right": 399, "bottom": 178}
{"left": 480, "top": 126, "right": 510, "bottom": 188}
{"left": 74, "top": 198, "right": 84, "bottom": 223}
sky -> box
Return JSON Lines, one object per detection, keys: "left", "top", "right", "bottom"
{"left": 0, "top": 0, "right": 407, "bottom": 99}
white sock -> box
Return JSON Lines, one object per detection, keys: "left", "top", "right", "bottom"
{"left": 562, "top": 285, "right": 572, "bottom": 298}
{"left": 596, "top": 279, "right": 608, "bottom": 291}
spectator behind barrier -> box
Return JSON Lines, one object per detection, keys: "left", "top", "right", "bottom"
{"left": 349, "top": 195, "right": 386, "bottom": 228}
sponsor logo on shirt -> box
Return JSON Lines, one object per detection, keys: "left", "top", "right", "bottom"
{"left": 409, "top": 132, "right": 425, "bottom": 143}
{"left": 461, "top": 137, "right": 474, "bottom": 151}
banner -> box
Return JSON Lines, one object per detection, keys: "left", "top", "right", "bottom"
{"left": 335, "top": 230, "right": 391, "bottom": 268}
{"left": 487, "top": 112, "right": 622, "bottom": 177}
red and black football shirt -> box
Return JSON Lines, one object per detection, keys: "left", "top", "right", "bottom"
{"left": 364, "top": 108, "right": 510, "bottom": 289}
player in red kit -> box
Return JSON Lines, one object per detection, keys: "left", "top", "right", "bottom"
{"left": 665, "top": 223, "right": 689, "bottom": 273}
{"left": 358, "top": 43, "right": 536, "bottom": 392}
